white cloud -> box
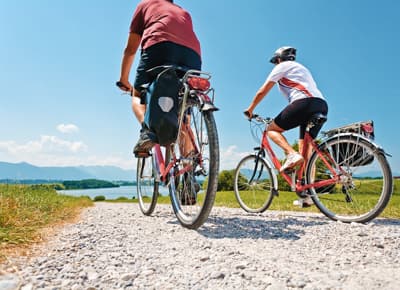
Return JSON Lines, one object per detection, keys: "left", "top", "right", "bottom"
{"left": 0, "top": 135, "right": 88, "bottom": 166}
{"left": 0, "top": 136, "right": 136, "bottom": 170}
{"left": 220, "top": 145, "right": 251, "bottom": 170}
{"left": 57, "top": 123, "right": 79, "bottom": 134}
{"left": 0, "top": 138, "right": 254, "bottom": 171}
{"left": 0, "top": 135, "right": 87, "bottom": 154}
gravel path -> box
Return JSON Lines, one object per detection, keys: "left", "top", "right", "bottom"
{"left": 1, "top": 202, "right": 400, "bottom": 290}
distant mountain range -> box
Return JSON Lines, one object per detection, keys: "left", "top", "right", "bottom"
{"left": 0, "top": 161, "right": 135, "bottom": 181}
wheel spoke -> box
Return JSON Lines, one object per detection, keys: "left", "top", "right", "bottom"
{"left": 136, "top": 154, "right": 158, "bottom": 215}
{"left": 307, "top": 136, "right": 392, "bottom": 223}
{"left": 234, "top": 155, "right": 275, "bottom": 213}
{"left": 169, "top": 103, "right": 219, "bottom": 229}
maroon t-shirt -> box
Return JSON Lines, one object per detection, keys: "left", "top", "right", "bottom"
{"left": 130, "top": 0, "right": 201, "bottom": 57}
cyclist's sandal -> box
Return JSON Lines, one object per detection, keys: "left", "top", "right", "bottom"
{"left": 133, "top": 127, "right": 157, "bottom": 158}
{"left": 293, "top": 197, "right": 314, "bottom": 208}
{"left": 133, "top": 139, "right": 155, "bottom": 158}
{"left": 134, "top": 150, "right": 151, "bottom": 158}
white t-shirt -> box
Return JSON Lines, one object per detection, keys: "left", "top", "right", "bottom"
{"left": 266, "top": 61, "right": 325, "bottom": 103}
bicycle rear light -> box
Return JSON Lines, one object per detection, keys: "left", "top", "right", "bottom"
{"left": 187, "top": 77, "right": 210, "bottom": 91}
{"left": 361, "top": 122, "right": 374, "bottom": 134}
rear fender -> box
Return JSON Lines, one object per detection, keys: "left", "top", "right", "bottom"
{"left": 193, "top": 91, "right": 219, "bottom": 112}
{"left": 321, "top": 132, "right": 389, "bottom": 156}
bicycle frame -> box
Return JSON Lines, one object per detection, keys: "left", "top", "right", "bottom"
{"left": 152, "top": 122, "right": 199, "bottom": 184}
{"left": 260, "top": 129, "right": 340, "bottom": 194}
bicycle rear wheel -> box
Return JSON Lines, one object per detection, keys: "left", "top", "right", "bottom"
{"left": 234, "top": 154, "right": 275, "bottom": 213}
{"left": 137, "top": 154, "right": 159, "bottom": 216}
{"left": 306, "top": 135, "right": 393, "bottom": 223}
{"left": 169, "top": 105, "right": 219, "bottom": 229}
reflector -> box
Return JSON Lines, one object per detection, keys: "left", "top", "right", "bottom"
{"left": 187, "top": 77, "right": 210, "bottom": 91}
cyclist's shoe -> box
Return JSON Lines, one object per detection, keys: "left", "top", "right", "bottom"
{"left": 181, "top": 173, "right": 200, "bottom": 205}
{"left": 293, "top": 196, "right": 314, "bottom": 208}
{"left": 133, "top": 124, "right": 157, "bottom": 158}
{"left": 280, "top": 152, "right": 304, "bottom": 172}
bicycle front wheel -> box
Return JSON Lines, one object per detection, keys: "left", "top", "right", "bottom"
{"left": 169, "top": 106, "right": 219, "bottom": 229}
{"left": 234, "top": 154, "right": 275, "bottom": 213}
{"left": 137, "top": 154, "right": 159, "bottom": 216}
{"left": 306, "top": 135, "right": 393, "bottom": 223}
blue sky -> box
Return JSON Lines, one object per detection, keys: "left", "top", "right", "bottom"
{"left": 0, "top": 0, "right": 399, "bottom": 174}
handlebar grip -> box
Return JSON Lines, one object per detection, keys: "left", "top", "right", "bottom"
{"left": 115, "top": 81, "right": 129, "bottom": 91}
{"left": 244, "top": 111, "right": 260, "bottom": 120}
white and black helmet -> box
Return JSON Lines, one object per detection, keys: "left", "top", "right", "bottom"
{"left": 269, "top": 46, "right": 296, "bottom": 64}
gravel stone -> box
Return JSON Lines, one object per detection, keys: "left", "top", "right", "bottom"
{"left": 1, "top": 203, "right": 400, "bottom": 289}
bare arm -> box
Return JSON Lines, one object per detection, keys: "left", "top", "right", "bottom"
{"left": 118, "top": 33, "right": 141, "bottom": 91}
{"left": 244, "top": 80, "right": 275, "bottom": 117}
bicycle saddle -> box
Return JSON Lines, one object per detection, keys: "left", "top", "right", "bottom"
{"left": 309, "top": 113, "right": 327, "bottom": 126}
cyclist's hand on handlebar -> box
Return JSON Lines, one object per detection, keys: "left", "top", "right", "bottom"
{"left": 116, "top": 80, "right": 133, "bottom": 95}
{"left": 243, "top": 110, "right": 253, "bottom": 120}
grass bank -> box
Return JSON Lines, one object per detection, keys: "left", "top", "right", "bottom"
{"left": 0, "top": 184, "right": 92, "bottom": 261}
{"left": 106, "top": 179, "right": 400, "bottom": 219}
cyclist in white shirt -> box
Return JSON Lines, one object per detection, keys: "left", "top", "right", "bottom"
{"left": 244, "top": 46, "right": 328, "bottom": 172}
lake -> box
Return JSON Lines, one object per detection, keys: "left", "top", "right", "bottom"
{"left": 58, "top": 185, "right": 169, "bottom": 200}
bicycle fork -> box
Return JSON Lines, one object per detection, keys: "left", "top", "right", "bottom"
{"left": 251, "top": 149, "right": 279, "bottom": 197}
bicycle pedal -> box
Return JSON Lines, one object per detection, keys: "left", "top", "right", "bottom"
{"left": 135, "top": 151, "right": 151, "bottom": 158}
{"left": 296, "top": 190, "right": 309, "bottom": 198}
{"left": 272, "top": 188, "right": 279, "bottom": 197}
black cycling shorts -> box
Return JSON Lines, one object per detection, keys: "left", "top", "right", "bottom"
{"left": 134, "top": 41, "right": 202, "bottom": 92}
{"left": 274, "top": 97, "right": 328, "bottom": 139}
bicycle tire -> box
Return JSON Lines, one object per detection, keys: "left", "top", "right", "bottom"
{"left": 234, "top": 154, "right": 275, "bottom": 213}
{"left": 137, "top": 154, "right": 159, "bottom": 216}
{"left": 169, "top": 107, "right": 219, "bottom": 229}
{"left": 306, "top": 135, "right": 393, "bottom": 223}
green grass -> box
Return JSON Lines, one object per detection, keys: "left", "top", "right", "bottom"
{"left": 215, "top": 179, "right": 400, "bottom": 219}
{"left": 0, "top": 184, "right": 92, "bottom": 259}
{"left": 117, "top": 179, "right": 400, "bottom": 219}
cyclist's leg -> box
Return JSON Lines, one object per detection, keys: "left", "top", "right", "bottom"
{"left": 132, "top": 44, "right": 167, "bottom": 156}
{"left": 131, "top": 95, "right": 146, "bottom": 123}
{"left": 179, "top": 115, "right": 195, "bottom": 157}
{"left": 295, "top": 99, "right": 328, "bottom": 205}
{"left": 269, "top": 102, "right": 306, "bottom": 171}
{"left": 269, "top": 99, "right": 309, "bottom": 155}
{"left": 298, "top": 98, "right": 328, "bottom": 158}
{"left": 266, "top": 121, "right": 297, "bottom": 155}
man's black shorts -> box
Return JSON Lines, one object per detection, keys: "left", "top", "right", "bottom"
{"left": 134, "top": 41, "right": 202, "bottom": 92}
{"left": 274, "top": 97, "right": 328, "bottom": 139}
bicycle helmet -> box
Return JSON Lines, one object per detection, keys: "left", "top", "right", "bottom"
{"left": 269, "top": 46, "right": 296, "bottom": 64}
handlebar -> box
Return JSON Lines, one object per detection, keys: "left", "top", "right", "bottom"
{"left": 243, "top": 111, "right": 272, "bottom": 125}
{"left": 116, "top": 81, "right": 133, "bottom": 96}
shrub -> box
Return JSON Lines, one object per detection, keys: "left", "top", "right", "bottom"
{"left": 115, "top": 196, "right": 129, "bottom": 201}
{"left": 93, "top": 195, "right": 106, "bottom": 201}
{"left": 217, "top": 170, "right": 236, "bottom": 191}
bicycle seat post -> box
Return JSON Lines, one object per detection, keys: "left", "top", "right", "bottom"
{"left": 290, "top": 171, "right": 296, "bottom": 191}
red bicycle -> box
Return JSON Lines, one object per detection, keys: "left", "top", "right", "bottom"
{"left": 136, "top": 66, "right": 219, "bottom": 229}
{"left": 234, "top": 114, "right": 393, "bottom": 223}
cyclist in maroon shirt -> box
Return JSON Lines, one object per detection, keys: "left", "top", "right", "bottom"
{"left": 117, "top": 0, "right": 202, "bottom": 156}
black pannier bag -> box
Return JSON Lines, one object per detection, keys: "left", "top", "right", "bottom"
{"left": 324, "top": 121, "right": 375, "bottom": 167}
{"left": 144, "top": 68, "right": 181, "bottom": 146}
